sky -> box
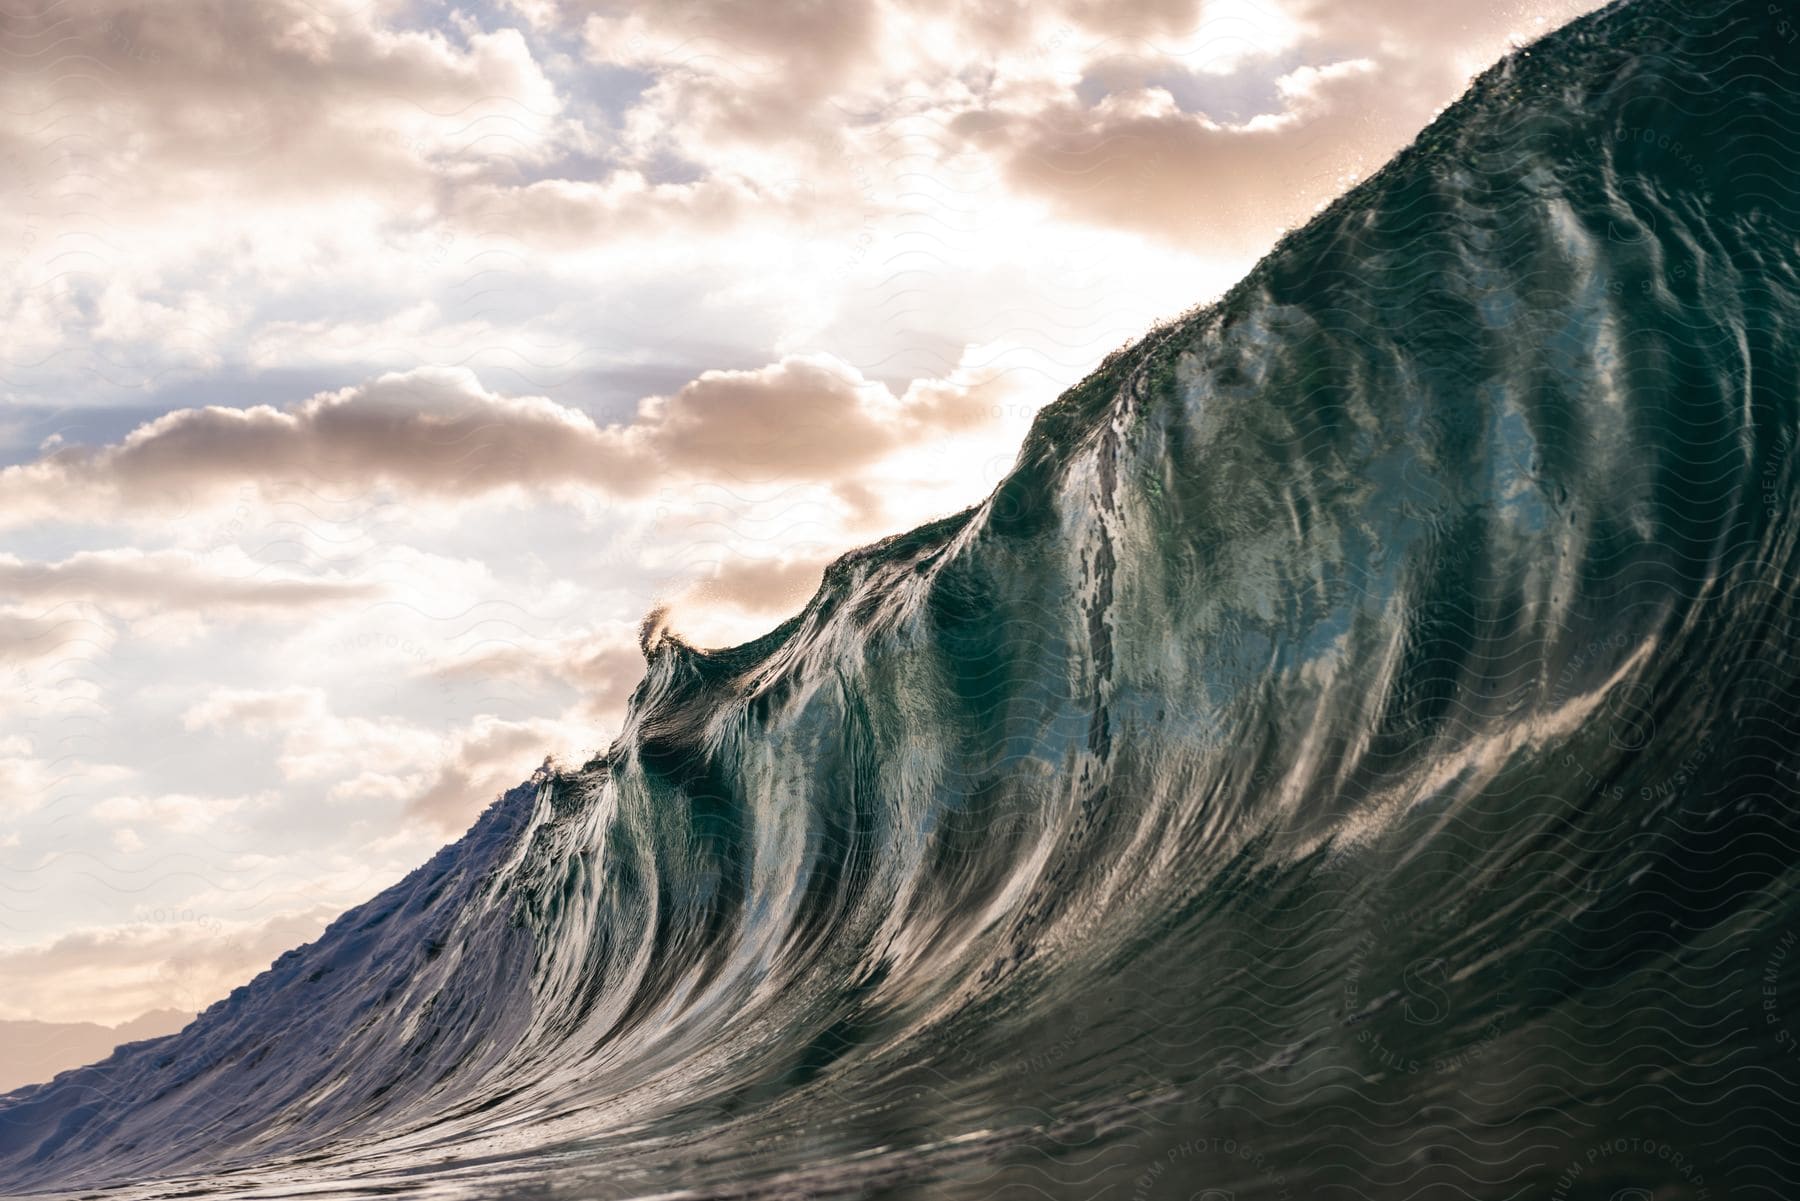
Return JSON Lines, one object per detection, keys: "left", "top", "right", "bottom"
{"left": 0, "top": 0, "right": 1607, "bottom": 1026}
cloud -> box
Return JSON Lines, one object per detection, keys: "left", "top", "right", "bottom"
{"left": 427, "top": 626, "right": 644, "bottom": 724}
{"left": 673, "top": 558, "right": 824, "bottom": 626}
{"left": 0, "top": 368, "right": 647, "bottom": 525}
{"left": 0, "top": 906, "right": 339, "bottom": 1027}
{"left": 182, "top": 687, "right": 329, "bottom": 736}
{"left": 0, "top": 550, "right": 377, "bottom": 615}
{"left": 444, "top": 172, "right": 833, "bottom": 252}
{"left": 553, "top": 0, "right": 1601, "bottom": 257}
{"left": 635, "top": 353, "right": 993, "bottom": 479}
{"left": 0, "top": 554, "right": 374, "bottom": 701}
{"left": 181, "top": 684, "right": 594, "bottom": 833}
{"left": 184, "top": 686, "right": 443, "bottom": 784}
{"left": 647, "top": 554, "right": 831, "bottom": 650}
{"left": 688, "top": 555, "right": 827, "bottom": 615}
{"left": 279, "top": 716, "right": 453, "bottom": 785}
{"left": 1290, "top": 0, "right": 1585, "bottom": 58}
{"left": 583, "top": 0, "right": 882, "bottom": 160}
{"left": 92, "top": 792, "right": 265, "bottom": 836}
{"left": 2, "top": 0, "right": 566, "bottom": 209}
{"left": 947, "top": 0, "right": 1602, "bottom": 249}
{"left": 0, "top": 610, "right": 118, "bottom": 671}
{"left": 958, "top": 58, "right": 1394, "bottom": 253}
{"left": 0, "top": 357, "right": 1011, "bottom": 528}
{"left": 0, "top": 746, "right": 133, "bottom": 821}
{"left": 403, "top": 714, "right": 597, "bottom": 831}
{"left": 570, "top": 0, "right": 1292, "bottom": 167}
{"left": 0, "top": 0, "right": 581, "bottom": 404}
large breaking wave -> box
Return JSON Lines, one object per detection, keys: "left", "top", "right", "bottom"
{"left": 8, "top": 0, "right": 1800, "bottom": 1196}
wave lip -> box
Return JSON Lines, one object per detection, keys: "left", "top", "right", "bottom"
{"left": 8, "top": 0, "right": 1800, "bottom": 1196}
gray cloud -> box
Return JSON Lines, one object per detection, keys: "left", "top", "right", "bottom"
{"left": 428, "top": 631, "right": 644, "bottom": 723}
{"left": 684, "top": 556, "right": 827, "bottom": 615}
{"left": 0, "top": 358, "right": 1004, "bottom": 527}
{"left": 582, "top": 0, "right": 881, "bottom": 149}
{"left": 954, "top": 0, "right": 1605, "bottom": 250}
{"left": 637, "top": 354, "right": 991, "bottom": 479}
{"left": 957, "top": 58, "right": 1401, "bottom": 254}
{"left": 0, "top": 611, "right": 116, "bottom": 670}
{"left": 0, "top": 369, "right": 647, "bottom": 523}
{"left": 403, "top": 715, "right": 595, "bottom": 830}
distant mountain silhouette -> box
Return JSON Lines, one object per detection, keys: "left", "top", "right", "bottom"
{"left": 0, "top": 1010, "right": 191, "bottom": 1094}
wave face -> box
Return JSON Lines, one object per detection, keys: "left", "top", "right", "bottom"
{"left": 9, "top": 1, "right": 1800, "bottom": 1197}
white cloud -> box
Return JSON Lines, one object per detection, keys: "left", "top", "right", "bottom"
{"left": 180, "top": 683, "right": 593, "bottom": 833}
{"left": 92, "top": 792, "right": 267, "bottom": 835}
{"left": 0, "top": 745, "right": 134, "bottom": 821}
{"left": 185, "top": 686, "right": 442, "bottom": 783}
{"left": 0, "top": 550, "right": 377, "bottom": 614}
{"left": 182, "top": 687, "right": 330, "bottom": 736}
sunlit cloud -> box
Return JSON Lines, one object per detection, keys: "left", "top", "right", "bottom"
{"left": 0, "top": 355, "right": 1023, "bottom": 530}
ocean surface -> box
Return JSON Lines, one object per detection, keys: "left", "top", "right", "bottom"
{"left": 6, "top": 0, "right": 1800, "bottom": 1196}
